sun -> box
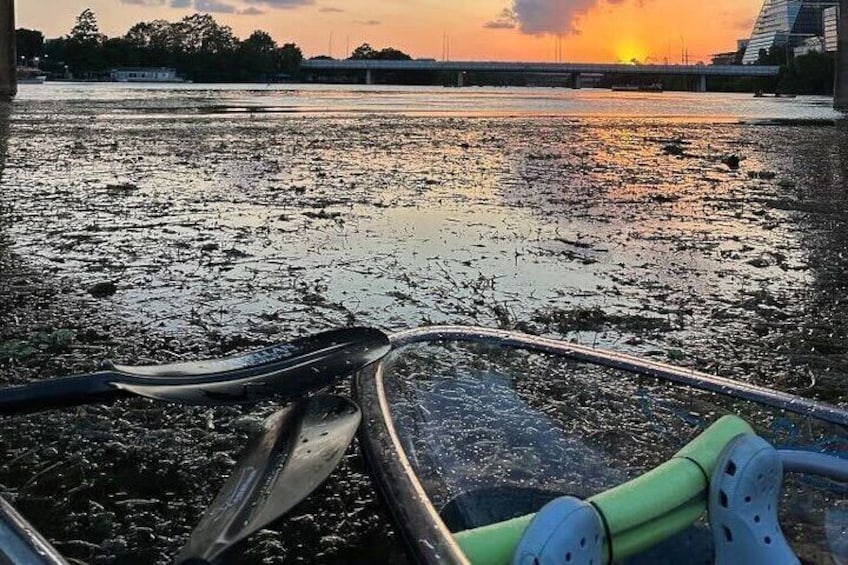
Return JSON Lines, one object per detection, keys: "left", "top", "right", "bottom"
{"left": 615, "top": 40, "right": 649, "bottom": 64}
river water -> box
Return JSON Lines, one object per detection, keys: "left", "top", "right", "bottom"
{"left": 0, "top": 83, "right": 847, "bottom": 563}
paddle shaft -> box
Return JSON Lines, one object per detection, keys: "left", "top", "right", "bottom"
{"left": 0, "top": 327, "right": 391, "bottom": 415}
{"left": 0, "top": 372, "right": 129, "bottom": 414}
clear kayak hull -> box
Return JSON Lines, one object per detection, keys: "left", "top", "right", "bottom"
{"left": 0, "top": 495, "right": 68, "bottom": 564}
{"left": 355, "top": 326, "right": 848, "bottom": 565}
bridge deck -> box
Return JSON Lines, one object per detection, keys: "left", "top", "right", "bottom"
{"left": 302, "top": 59, "right": 780, "bottom": 77}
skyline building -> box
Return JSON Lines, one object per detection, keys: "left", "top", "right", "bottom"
{"left": 742, "top": 0, "right": 838, "bottom": 64}
{"left": 824, "top": 6, "right": 839, "bottom": 52}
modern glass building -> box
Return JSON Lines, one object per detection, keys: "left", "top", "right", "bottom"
{"left": 824, "top": 6, "right": 839, "bottom": 52}
{"left": 742, "top": 0, "right": 838, "bottom": 64}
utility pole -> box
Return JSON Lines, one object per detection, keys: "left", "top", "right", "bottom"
{"left": 836, "top": 0, "right": 848, "bottom": 109}
{"left": 0, "top": 0, "right": 15, "bottom": 99}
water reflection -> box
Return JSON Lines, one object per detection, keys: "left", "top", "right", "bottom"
{"left": 2, "top": 85, "right": 846, "bottom": 406}
{"left": 764, "top": 123, "right": 848, "bottom": 400}
{"left": 2, "top": 83, "right": 848, "bottom": 564}
{"left": 491, "top": 117, "right": 848, "bottom": 404}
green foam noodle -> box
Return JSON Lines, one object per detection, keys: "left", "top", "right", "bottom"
{"left": 454, "top": 415, "right": 755, "bottom": 565}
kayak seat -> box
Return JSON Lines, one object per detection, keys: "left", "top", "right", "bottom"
{"left": 442, "top": 486, "right": 714, "bottom": 564}
{"left": 709, "top": 434, "right": 798, "bottom": 565}
{"left": 512, "top": 496, "right": 605, "bottom": 565}
{"left": 511, "top": 496, "right": 713, "bottom": 565}
{"left": 439, "top": 486, "right": 565, "bottom": 532}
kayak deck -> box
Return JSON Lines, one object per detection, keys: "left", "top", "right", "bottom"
{"left": 356, "top": 326, "right": 848, "bottom": 564}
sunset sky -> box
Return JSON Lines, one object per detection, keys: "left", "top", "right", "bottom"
{"left": 18, "top": 0, "right": 763, "bottom": 64}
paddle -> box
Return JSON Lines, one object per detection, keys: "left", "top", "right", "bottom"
{"left": 0, "top": 327, "right": 390, "bottom": 415}
{"left": 175, "top": 394, "right": 362, "bottom": 564}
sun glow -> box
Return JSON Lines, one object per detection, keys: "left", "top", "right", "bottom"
{"left": 615, "top": 40, "right": 649, "bottom": 64}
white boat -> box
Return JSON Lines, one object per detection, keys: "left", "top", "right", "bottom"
{"left": 109, "top": 67, "right": 187, "bottom": 83}
{"left": 16, "top": 67, "right": 47, "bottom": 84}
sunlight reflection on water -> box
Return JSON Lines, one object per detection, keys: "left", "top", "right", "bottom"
{"left": 15, "top": 82, "right": 841, "bottom": 122}
{"left": 2, "top": 84, "right": 846, "bottom": 394}
{"left": 3, "top": 82, "right": 848, "bottom": 564}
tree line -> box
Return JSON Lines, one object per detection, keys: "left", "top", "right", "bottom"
{"left": 17, "top": 9, "right": 303, "bottom": 82}
{"left": 754, "top": 46, "right": 834, "bottom": 95}
{"left": 15, "top": 9, "right": 410, "bottom": 83}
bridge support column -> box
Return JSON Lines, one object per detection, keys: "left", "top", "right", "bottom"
{"left": 365, "top": 69, "right": 374, "bottom": 85}
{"left": 573, "top": 73, "right": 582, "bottom": 89}
{"left": 456, "top": 71, "right": 464, "bottom": 87}
{"left": 836, "top": 0, "right": 848, "bottom": 109}
{"left": 0, "top": 0, "right": 15, "bottom": 99}
{"left": 697, "top": 75, "right": 707, "bottom": 92}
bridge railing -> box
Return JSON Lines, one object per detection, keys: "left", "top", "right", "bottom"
{"left": 301, "top": 59, "right": 780, "bottom": 77}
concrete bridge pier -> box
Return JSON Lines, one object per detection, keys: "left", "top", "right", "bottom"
{"left": 456, "top": 71, "right": 464, "bottom": 87}
{"left": 365, "top": 69, "right": 375, "bottom": 85}
{"left": 697, "top": 75, "right": 707, "bottom": 93}
{"left": 573, "top": 73, "right": 582, "bottom": 89}
{"left": 836, "top": 0, "right": 848, "bottom": 109}
{"left": 0, "top": 0, "right": 15, "bottom": 99}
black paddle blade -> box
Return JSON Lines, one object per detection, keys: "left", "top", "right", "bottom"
{"left": 176, "top": 395, "right": 361, "bottom": 565}
{"left": 112, "top": 327, "right": 390, "bottom": 405}
{"left": 0, "top": 327, "right": 390, "bottom": 415}
{"left": 107, "top": 328, "right": 388, "bottom": 378}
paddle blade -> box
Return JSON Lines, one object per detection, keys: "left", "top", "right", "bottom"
{"left": 0, "top": 328, "right": 389, "bottom": 414}
{"left": 113, "top": 328, "right": 389, "bottom": 405}
{"left": 176, "top": 395, "right": 361, "bottom": 564}
{"left": 108, "top": 327, "right": 390, "bottom": 378}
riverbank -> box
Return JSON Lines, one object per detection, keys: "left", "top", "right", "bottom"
{"left": 1, "top": 85, "right": 847, "bottom": 562}
{"left": 0, "top": 243, "right": 401, "bottom": 563}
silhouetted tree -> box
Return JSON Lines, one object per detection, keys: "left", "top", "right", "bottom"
{"left": 27, "top": 12, "right": 304, "bottom": 82}
{"left": 778, "top": 51, "right": 834, "bottom": 94}
{"left": 349, "top": 43, "right": 376, "bottom": 60}
{"left": 374, "top": 47, "right": 411, "bottom": 60}
{"left": 238, "top": 30, "right": 278, "bottom": 80}
{"left": 279, "top": 43, "right": 303, "bottom": 77}
{"left": 15, "top": 29, "right": 45, "bottom": 61}
{"left": 66, "top": 9, "right": 106, "bottom": 77}
{"left": 43, "top": 38, "right": 69, "bottom": 74}
{"left": 125, "top": 20, "right": 179, "bottom": 51}
{"left": 178, "top": 14, "right": 238, "bottom": 54}
{"left": 349, "top": 43, "right": 410, "bottom": 61}
{"left": 101, "top": 38, "right": 135, "bottom": 69}
{"left": 69, "top": 9, "right": 105, "bottom": 45}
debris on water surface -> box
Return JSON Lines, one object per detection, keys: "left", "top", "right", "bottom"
{"left": 0, "top": 339, "right": 36, "bottom": 360}
{"left": 721, "top": 154, "right": 741, "bottom": 169}
{"left": 532, "top": 306, "right": 671, "bottom": 334}
{"left": 662, "top": 143, "right": 685, "bottom": 156}
{"left": 747, "top": 170, "right": 777, "bottom": 180}
{"left": 88, "top": 281, "right": 117, "bottom": 298}
{"left": 1, "top": 93, "right": 848, "bottom": 564}
{"left": 35, "top": 329, "right": 75, "bottom": 352}
{"left": 104, "top": 182, "right": 139, "bottom": 193}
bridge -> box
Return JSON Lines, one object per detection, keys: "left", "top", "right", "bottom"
{"left": 302, "top": 59, "right": 779, "bottom": 90}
